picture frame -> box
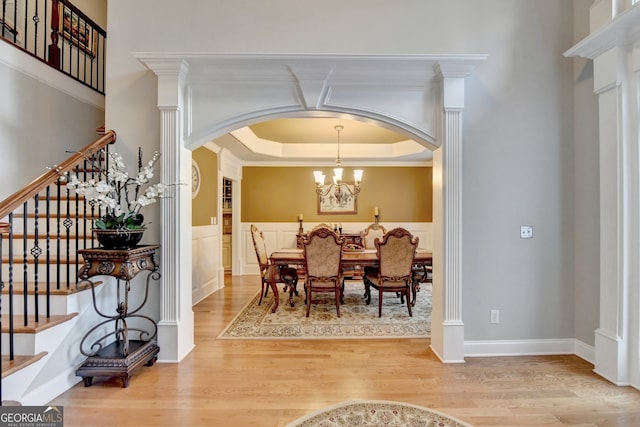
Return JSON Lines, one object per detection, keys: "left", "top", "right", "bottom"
{"left": 317, "top": 183, "right": 358, "bottom": 214}
{"left": 60, "top": 5, "right": 96, "bottom": 57}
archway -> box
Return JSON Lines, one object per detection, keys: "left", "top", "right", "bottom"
{"left": 136, "top": 53, "right": 486, "bottom": 363}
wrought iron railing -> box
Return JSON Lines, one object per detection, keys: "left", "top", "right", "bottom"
{"left": 0, "top": 130, "right": 116, "bottom": 403}
{"left": 1, "top": 0, "right": 106, "bottom": 94}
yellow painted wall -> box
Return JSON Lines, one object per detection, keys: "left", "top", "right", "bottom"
{"left": 192, "top": 148, "right": 218, "bottom": 226}
{"left": 241, "top": 166, "right": 432, "bottom": 223}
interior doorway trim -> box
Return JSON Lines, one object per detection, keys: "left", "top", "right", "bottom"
{"left": 136, "top": 53, "right": 486, "bottom": 363}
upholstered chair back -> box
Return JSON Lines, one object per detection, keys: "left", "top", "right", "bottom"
{"left": 362, "top": 223, "right": 387, "bottom": 249}
{"left": 303, "top": 227, "right": 344, "bottom": 280}
{"left": 376, "top": 228, "right": 418, "bottom": 286}
{"left": 251, "top": 224, "right": 269, "bottom": 272}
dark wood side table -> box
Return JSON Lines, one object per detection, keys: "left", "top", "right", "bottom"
{"left": 75, "top": 245, "right": 161, "bottom": 388}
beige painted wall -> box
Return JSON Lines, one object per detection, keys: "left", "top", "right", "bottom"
{"left": 192, "top": 147, "right": 218, "bottom": 226}
{"left": 241, "top": 166, "right": 432, "bottom": 223}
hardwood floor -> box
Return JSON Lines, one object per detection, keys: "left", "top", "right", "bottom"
{"left": 50, "top": 275, "right": 640, "bottom": 426}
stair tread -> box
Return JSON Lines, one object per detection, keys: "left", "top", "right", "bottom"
{"left": 1, "top": 352, "right": 48, "bottom": 379}
{"left": 8, "top": 233, "right": 96, "bottom": 238}
{"left": 2, "top": 280, "right": 103, "bottom": 295}
{"left": 1, "top": 313, "right": 78, "bottom": 334}
{"left": 1, "top": 257, "right": 85, "bottom": 264}
{"left": 12, "top": 213, "right": 99, "bottom": 219}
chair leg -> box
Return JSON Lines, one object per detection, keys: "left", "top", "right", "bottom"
{"left": 406, "top": 287, "right": 413, "bottom": 317}
{"left": 305, "top": 283, "right": 312, "bottom": 317}
{"left": 258, "top": 280, "right": 266, "bottom": 305}
{"left": 364, "top": 280, "right": 372, "bottom": 305}
{"left": 378, "top": 288, "right": 383, "bottom": 317}
{"left": 335, "top": 286, "right": 341, "bottom": 317}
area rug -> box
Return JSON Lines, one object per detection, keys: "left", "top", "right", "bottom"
{"left": 285, "top": 399, "right": 474, "bottom": 427}
{"left": 217, "top": 282, "right": 431, "bottom": 339}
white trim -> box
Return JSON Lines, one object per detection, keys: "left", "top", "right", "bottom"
{"left": 464, "top": 338, "right": 595, "bottom": 364}
{"left": 0, "top": 41, "right": 104, "bottom": 110}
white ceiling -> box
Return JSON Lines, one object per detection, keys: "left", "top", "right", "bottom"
{"left": 212, "top": 117, "right": 433, "bottom": 165}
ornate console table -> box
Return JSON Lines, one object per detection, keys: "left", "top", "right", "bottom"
{"left": 75, "top": 245, "right": 161, "bottom": 388}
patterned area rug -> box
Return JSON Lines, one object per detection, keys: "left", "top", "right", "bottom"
{"left": 217, "top": 282, "right": 431, "bottom": 339}
{"left": 285, "top": 400, "right": 474, "bottom": 427}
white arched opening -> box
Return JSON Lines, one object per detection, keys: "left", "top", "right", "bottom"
{"left": 136, "top": 53, "right": 486, "bottom": 364}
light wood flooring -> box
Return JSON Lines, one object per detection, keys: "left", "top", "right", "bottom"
{"left": 50, "top": 275, "right": 640, "bottom": 426}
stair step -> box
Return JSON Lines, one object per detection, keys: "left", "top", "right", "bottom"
{"left": 12, "top": 213, "right": 99, "bottom": 220}
{"left": 8, "top": 233, "right": 96, "bottom": 239}
{"left": 1, "top": 313, "right": 78, "bottom": 334}
{"left": 1, "top": 352, "right": 47, "bottom": 379}
{"left": 2, "top": 281, "right": 103, "bottom": 295}
{"left": 1, "top": 257, "right": 82, "bottom": 264}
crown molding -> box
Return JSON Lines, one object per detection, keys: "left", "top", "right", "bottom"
{"left": 564, "top": 4, "right": 640, "bottom": 59}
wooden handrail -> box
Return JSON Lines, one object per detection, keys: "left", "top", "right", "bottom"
{"left": 0, "top": 130, "right": 116, "bottom": 219}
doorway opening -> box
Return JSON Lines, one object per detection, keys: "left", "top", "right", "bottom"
{"left": 222, "top": 177, "right": 232, "bottom": 273}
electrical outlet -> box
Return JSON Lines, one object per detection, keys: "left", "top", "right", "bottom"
{"left": 490, "top": 309, "right": 500, "bottom": 324}
{"left": 520, "top": 225, "right": 533, "bottom": 239}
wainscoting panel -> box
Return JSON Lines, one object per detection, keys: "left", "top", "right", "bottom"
{"left": 192, "top": 225, "right": 221, "bottom": 304}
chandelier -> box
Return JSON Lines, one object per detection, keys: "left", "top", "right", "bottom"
{"left": 313, "top": 125, "right": 363, "bottom": 205}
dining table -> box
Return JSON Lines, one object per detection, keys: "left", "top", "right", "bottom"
{"left": 267, "top": 248, "right": 432, "bottom": 313}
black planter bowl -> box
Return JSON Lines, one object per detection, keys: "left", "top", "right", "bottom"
{"left": 93, "top": 229, "right": 145, "bottom": 249}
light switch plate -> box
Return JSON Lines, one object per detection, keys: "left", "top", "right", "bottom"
{"left": 520, "top": 225, "right": 533, "bottom": 239}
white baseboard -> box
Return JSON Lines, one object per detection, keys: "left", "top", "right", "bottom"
{"left": 464, "top": 338, "right": 594, "bottom": 364}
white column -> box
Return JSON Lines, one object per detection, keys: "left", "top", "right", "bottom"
{"left": 154, "top": 60, "right": 195, "bottom": 362}
{"left": 592, "top": 46, "right": 640, "bottom": 386}
{"left": 430, "top": 66, "right": 468, "bottom": 363}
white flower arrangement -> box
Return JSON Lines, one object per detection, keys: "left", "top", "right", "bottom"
{"left": 65, "top": 148, "right": 167, "bottom": 230}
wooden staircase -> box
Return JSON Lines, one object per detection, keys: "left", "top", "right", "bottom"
{"left": 0, "top": 130, "right": 116, "bottom": 405}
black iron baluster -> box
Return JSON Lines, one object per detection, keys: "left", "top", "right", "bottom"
{"left": 73, "top": 10, "right": 79, "bottom": 84}
{"left": 1, "top": 0, "right": 6, "bottom": 40}
{"left": 91, "top": 29, "right": 96, "bottom": 89}
{"left": 32, "top": 0, "right": 40, "bottom": 56}
{"left": 46, "top": 185, "right": 51, "bottom": 317}
{"left": 74, "top": 165, "right": 80, "bottom": 283}
{"left": 31, "top": 194, "right": 42, "bottom": 322}
{"left": 22, "top": 201, "right": 28, "bottom": 327}
{"left": 63, "top": 168, "right": 75, "bottom": 286}
{"left": 56, "top": 176, "right": 61, "bottom": 290}
{"left": 42, "top": 0, "right": 48, "bottom": 65}
{"left": 81, "top": 157, "right": 87, "bottom": 251}
{"left": 23, "top": 0, "right": 28, "bottom": 49}
{"left": 8, "top": 213, "right": 15, "bottom": 360}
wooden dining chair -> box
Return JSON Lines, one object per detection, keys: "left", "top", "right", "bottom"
{"left": 363, "top": 227, "right": 418, "bottom": 317}
{"left": 355, "top": 223, "right": 388, "bottom": 296}
{"left": 311, "top": 223, "right": 333, "bottom": 232}
{"left": 302, "top": 226, "right": 345, "bottom": 317}
{"left": 250, "top": 224, "right": 298, "bottom": 306}
{"left": 362, "top": 223, "right": 387, "bottom": 249}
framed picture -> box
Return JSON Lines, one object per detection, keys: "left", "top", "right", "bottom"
{"left": 60, "top": 5, "right": 96, "bottom": 57}
{"left": 317, "top": 183, "right": 358, "bottom": 214}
